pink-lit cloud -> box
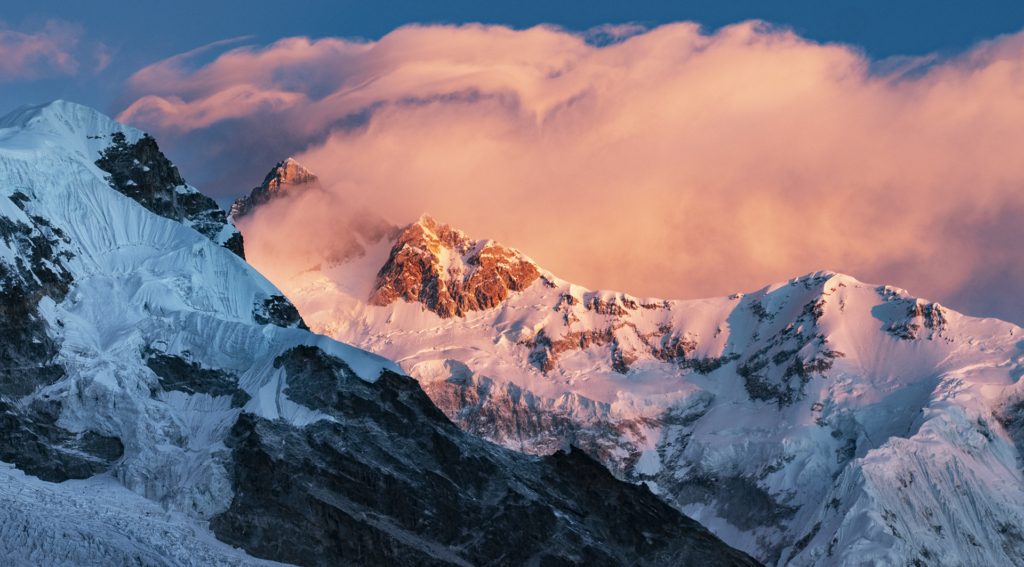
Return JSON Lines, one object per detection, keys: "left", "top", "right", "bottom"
{"left": 119, "top": 22, "right": 1024, "bottom": 325}
{"left": 0, "top": 19, "right": 109, "bottom": 82}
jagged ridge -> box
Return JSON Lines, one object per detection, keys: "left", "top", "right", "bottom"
{"left": 211, "top": 345, "right": 762, "bottom": 567}
{"left": 369, "top": 215, "right": 541, "bottom": 317}
{"left": 266, "top": 204, "right": 1024, "bottom": 566}
{"left": 95, "top": 131, "right": 245, "bottom": 258}
{"left": 229, "top": 157, "right": 318, "bottom": 220}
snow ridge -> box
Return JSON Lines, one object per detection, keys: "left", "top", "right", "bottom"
{"left": 265, "top": 195, "right": 1024, "bottom": 566}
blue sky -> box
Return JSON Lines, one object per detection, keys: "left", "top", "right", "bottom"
{"left": 3, "top": 1, "right": 1024, "bottom": 116}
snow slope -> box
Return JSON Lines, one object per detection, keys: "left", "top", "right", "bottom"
{"left": 0, "top": 101, "right": 760, "bottom": 567}
{"left": 252, "top": 203, "right": 1024, "bottom": 566}
{"left": 0, "top": 101, "right": 398, "bottom": 564}
{"left": 0, "top": 462, "right": 288, "bottom": 567}
{"left": 0, "top": 99, "right": 393, "bottom": 507}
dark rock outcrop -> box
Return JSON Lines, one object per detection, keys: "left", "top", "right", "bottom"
{"left": 0, "top": 194, "right": 71, "bottom": 397}
{"left": 370, "top": 216, "right": 541, "bottom": 318}
{"left": 253, "top": 294, "right": 310, "bottom": 330}
{"left": 95, "top": 132, "right": 245, "bottom": 258}
{"left": 145, "top": 351, "right": 251, "bottom": 408}
{"left": 736, "top": 293, "right": 845, "bottom": 409}
{"left": 0, "top": 397, "right": 123, "bottom": 482}
{"left": 0, "top": 193, "right": 122, "bottom": 482}
{"left": 210, "top": 345, "right": 763, "bottom": 567}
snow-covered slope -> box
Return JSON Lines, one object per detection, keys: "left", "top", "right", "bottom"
{"left": 0, "top": 101, "right": 759, "bottom": 567}
{"left": 245, "top": 190, "right": 1024, "bottom": 566}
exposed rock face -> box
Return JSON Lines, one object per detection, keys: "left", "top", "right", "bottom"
{"left": 734, "top": 289, "right": 846, "bottom": 409}
{"left": 0, "top": 191, "right": 123, "bottom": 482}
{"left": 145, "top": 351, "right": 251, "bottom": 409}
{"left": 420, "top": 368, "right": 653, "bottom": 468}
{"left": 521, "top": 295, "right": 737, "bottom": 377}
{"left": 229, "top": 158, "right": 318, "bottom": 220}
{"left": 253, "top": 294, "right": 309, "bottom": 330}
{"left": 369, "top": 215, "right": 541, "bottom": 317}
{"left": 878, "top": 288, "right": 949, "bottom": 341}
{"left": 0, "top": 192, "right": 72, "bottom": 397}
{"left": 210, "top": 345, "right": 763, "bottom": 567}
{"left": 95, "top": 132, "right": 245, "bottom": 258}
{"left": 0, "top": 397, "right": 124, "bottom": 483}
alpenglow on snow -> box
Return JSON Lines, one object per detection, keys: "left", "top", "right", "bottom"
{"left": 234, "top": 172, "right": 1024, "bottom": 567}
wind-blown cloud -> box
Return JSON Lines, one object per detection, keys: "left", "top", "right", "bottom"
{"left": 119, "top": 22, "right": 1024, "bottom": 325}
{"left": 0, "top": 19, "right": 108, "bottom": 82}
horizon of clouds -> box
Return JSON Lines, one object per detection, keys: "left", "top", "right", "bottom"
{"left": 111, "top": 22, "right": 1024, "bottom": 326}
{"left": 0, "top": 19, "right": 110, "bottom": 82}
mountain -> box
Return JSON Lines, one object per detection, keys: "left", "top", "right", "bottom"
{"left": 240, "top": 179, "right": 1024, "bottom": 567}
{"left": 230, "top": 158, "right": 398, "bottom": 270}
{"left": 0, "top": 101, "right": 760, "bottom": 566}
{"left": 229, "top": 158, "right": 319, "bottom": 220}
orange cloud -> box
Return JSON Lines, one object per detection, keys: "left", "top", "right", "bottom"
{"left": 119, "top": 22, "right": 1024, "bottom": 324}
{"left": 0, "top": 20, "right": 105, "bottom": 81}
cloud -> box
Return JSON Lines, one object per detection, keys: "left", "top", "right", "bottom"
{"left": 118, "top": 22, "right": 1024, "bottom": 325}
{"left": 0, "top": 19, "right": 108, "bottom": 82}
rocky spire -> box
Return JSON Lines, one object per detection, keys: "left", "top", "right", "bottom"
{"left": 229, "top": 157, "right": 320, "bottom": 220}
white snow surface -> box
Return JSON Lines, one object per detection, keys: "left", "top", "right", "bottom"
{"left": 0, "top": 101, "right": 399, "bottom": 565}
{"left": 0, "top": 463, "right": 288, "bottom": 567}
{"left": 272, "top": 215, "right": 1024, "bottom": 566}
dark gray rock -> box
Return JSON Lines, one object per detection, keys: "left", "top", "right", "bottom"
{"left": 145, "top": 350, "right": 251, "bottom": 408}
{"left": 0, "top": 195, "right": 72, "bottom": 397}
{"left": 253, "top": 295, "right": 309, "bottom": 330}
{"left": 0, "top": 192, "right": 124, "bottom": 482}
{"left": 210, "top": 345, "right": 763, "bottom": 567}
{"left": 0, "top": 397, "right": 123, "bottom": 482}
{"left": 95, "top": 132, "right": 245, "bottom": 259}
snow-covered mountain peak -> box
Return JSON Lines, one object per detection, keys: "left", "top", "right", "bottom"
{"left": 0, "top": 99, "right": 140, "bottom": 137}
{"left": 229, "top": 157, "right": 320, "bottom": 220}
{"left": 0, "top": 100, "right": 145, "bottom": 166}
{"left": 368, "top": 214, "right": 542, "bottom": 317}
{"left": 0, "top": 99, "right": 246, "bottom": 259}
{"left": 0, "top": 99, "right": 392, "bottom": 524}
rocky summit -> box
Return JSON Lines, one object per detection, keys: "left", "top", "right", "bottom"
{"left": 229, "top": 157, "right": 320, "bottom": 220}
{"left": 94, "top": 130, "right": 245, "bottom": 258}
{"left": 369, "top": 215, "right": 542, "bottom": 318}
